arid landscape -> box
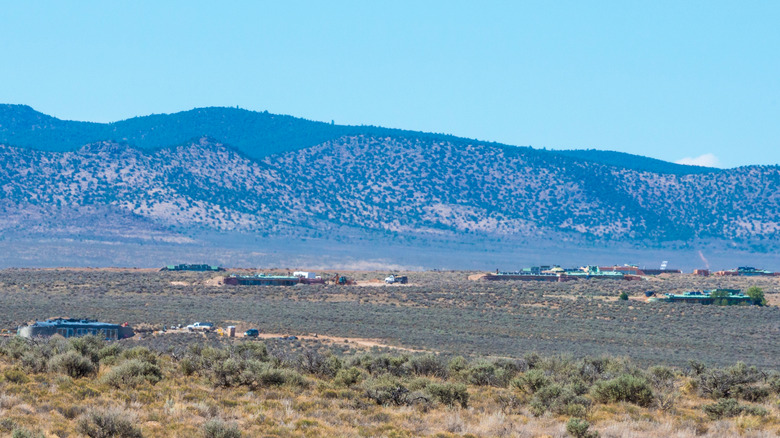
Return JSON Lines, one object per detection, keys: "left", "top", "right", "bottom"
{"left": 1, "top": 269, "right": 778, "bottom": 437}
{"left": 3, "top": 3, "right": 780, "bottom": 436}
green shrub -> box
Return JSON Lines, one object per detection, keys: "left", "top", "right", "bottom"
{"left": 234, "top": 342, "right": 269, "bottom": 362}
{"left": 0, "top": 418, "right": 17, "bottom": 433}
{"left": 0, "top": 337, "right": 32, "bottom": 360}
{"left": 257, "top": 367, "right": 290, "bottom": 386}
{"left": 408, "top": 354, "right": 448, "bottom": 378}
{"left": 236, "top": 360, "right": 307, "bottom": 389}
{"left": 98, "top": 343, "right": 122, "bottom": 362}
{"left": 76, "top": 408, "right": 143, "bottom": 438}
{"left": 524, "top": 352, "right": 542, "bottom": 369}
{"left": 511, "top": 369, "right": 551, "bottom": 394}
{"left": 120, "top": 347, "right": 158, "bottom": 365}
{"left": 316, "top": 354, "right": 342, "bottom": 378}
{"left": 361, "top": 376, "right": 428, "bottom": 407}
{"left": 11, "top": 428, "right": 45, "bottom": 438}
{"left": 180, "top": 357, "right": 201, "bottom": 376}
{"left": 466, "top": 359, "right": 513, "bottom": 386}
{"left": 618, "top": 292, "right": 628, "bottom": 301}
{"left": 702, "top": 398, "right": 768, "bottom": 419}
{"left": 69, "top": 335, "right": 105, "bottom": 365}
{"left": 212, "top": 357, "right": 245, "bottom": 387}
{"left": 296, "top": 349, "right": 341, "bottom": 377}
{"left": 102, "top": 359, "right": 163, "bottom": 388}
{"left": 687, "top": 360, "right": 706, "bottom": 376}
{"left": 202, "top": 418, "right": 241, "bottom": 438}
{"left": 335, "top": 367, "right": 364, "bottom": 387}
{"left": 647, "top": 366, "right": 680, "bottom": 411}
{"left": 647, "top": 366, "right": 676, "bottom": 389}
{"left": 426, "top": 382, "right": 469, "bottom": 408}
{"left": 591, "top": 374, "right": 653, "bottom": 407}
{"left": 265, "top": 368, "right": 306, "bottom": 388}
{"left": 49, "top": 351, "right": 97, "bottom": 378}
{"left": 3, "top": 367, "right": 30, "bottom": 384}
{"left": 566, "top": 418, "right": 598, "bottom": 438}
{"left": 530, "top": 384, "right": 591, "bottom": 417}
{"left": 447, "top": 356, "right": 469, "bottom": 378}
{"left": 768, "top": 375, "right": 780, "bottom": 394}
{"left": 352, "top": 353, "right": 409, "bottom": 377}
{"left": 735, "top": 385, "right": 770, "bottom": 402}
{"left": 20, "top": 351, "right": 48, "bottom": 373}
{"left": 697, "top": 362, "right": 762, "bottom": 399}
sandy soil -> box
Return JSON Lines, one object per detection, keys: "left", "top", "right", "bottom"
{"left": 354, "top": 281, "right": 415, "bottom": 287}
{"left": 254, "top": 332, "right": 428, "bottom": 352}
{"left": 157, "top": 328, "right": 428, "bottom": 353}
{"left": 204, "top": 277, "right": 224, "bottom": 287}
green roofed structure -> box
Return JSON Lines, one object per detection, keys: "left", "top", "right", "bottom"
{"left": 224, "top": 274, "right": 301, "bottom": 286}
{"left": 653, "top": 289, "right": 752, "bottom": 305}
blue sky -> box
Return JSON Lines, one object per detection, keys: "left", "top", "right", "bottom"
{"left": 2, "top": 1, "right": 778, "bottom": 168}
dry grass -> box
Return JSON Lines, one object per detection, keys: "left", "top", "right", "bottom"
{"left": 1, "top": 340, "right": 779, "bottom": 438}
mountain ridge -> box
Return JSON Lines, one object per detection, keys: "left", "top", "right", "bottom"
{"left": 0, "top": 104, "right": 718, "bottom": 175}
{"left": 0, "top": 135, "right": 776, "bottom": 241}
{"left": 0, "top": 105, "right": 775, "bottom": 268}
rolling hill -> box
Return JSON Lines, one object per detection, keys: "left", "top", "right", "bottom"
{"left": 0, "top": 105, "right": 776, "bottom": 268}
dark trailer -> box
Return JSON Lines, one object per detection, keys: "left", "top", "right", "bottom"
{"left": 17, "top": 318, "right": 134, "bottom": 340}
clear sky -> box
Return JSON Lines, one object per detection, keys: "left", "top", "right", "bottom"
{"left": 2, "top": 1, "right": 778, "bottom": 168}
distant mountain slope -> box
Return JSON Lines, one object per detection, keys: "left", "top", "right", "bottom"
{"left": 0, "top": 105, "right": 463, "bottom": 161}
{"left": 553, "top": 149, "right": 719, "bottom": 175}
{"left": 0, "top": 105, "right": 716, "bottom": 174}
{"left": 1, "top": 136, "right": 778, "bottom": 250}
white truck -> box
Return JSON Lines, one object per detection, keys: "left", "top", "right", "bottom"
{"left": 384, "top": 275, "right": 408, "bottom": 284}
{"left": 186, "top": 322, "right": 214, "bottom": 332}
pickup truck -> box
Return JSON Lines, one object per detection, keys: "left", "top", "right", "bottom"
{"left": 384, "top": 275, "right": 408, "bottom": 284}
{"left": 186, "top": 322, "right": 214, "bottom": 332}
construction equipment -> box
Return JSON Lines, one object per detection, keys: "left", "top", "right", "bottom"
{"left": 330, "top": 273, "right": 355, "bottom": 285}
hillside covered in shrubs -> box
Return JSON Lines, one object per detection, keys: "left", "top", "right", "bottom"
{"left": 2, "top": 105, "right": 780, "bottom": 267}
{"left": 1, "top": 334, "right": 779, "bottom": 437}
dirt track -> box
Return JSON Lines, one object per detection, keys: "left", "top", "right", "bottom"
{"left": 155, "top": 328, "right": 429, "bottom": 353}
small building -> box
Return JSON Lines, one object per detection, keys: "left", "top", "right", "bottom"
{"left": 659, "top": 289, "right": 751, "bottom": 305}
{"left": 600, "top": 265, "right": 646, "bottom": 275}
{"left": 483, "top": 264, "right": 641, "bottom": 282}
{"left": 714, "top": 267, "right": 777, "bottom": 277}
{"left": 17, "top": 318, "right": 134, "bottom": 340}
{"left": 641, "top": 268, "right": 682, "bottom": 275}
{"left": 161, "top": 264, "right": 224, "bottom": 272}
{"left": 292, "top": 271, "right": 325, "bottom": 283}
{"left": 483, "top": 271, "right": 569, "bottom": 282}
{"left": 224, "top": 274, "right": 301, "bottom": 286}
{"left": 693, "top": 269, "right": 710, "bottom": 276}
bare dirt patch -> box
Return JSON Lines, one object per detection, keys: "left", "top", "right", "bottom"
{"left": 204, "top": 276, "right": 224, "bottom": 287}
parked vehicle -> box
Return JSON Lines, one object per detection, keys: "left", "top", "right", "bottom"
{"left": 384, "top": 274, "right": 408, "bottom": 284}
{"left": 186, "top": 322, "right": 214, "bottom": 332}
{"left": 244, "top": 328, "right": 259, "bottom": 337}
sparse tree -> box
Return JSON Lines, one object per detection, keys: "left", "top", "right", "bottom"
{"left": 745, "top": 286, "right": 767, "bottom": 306}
